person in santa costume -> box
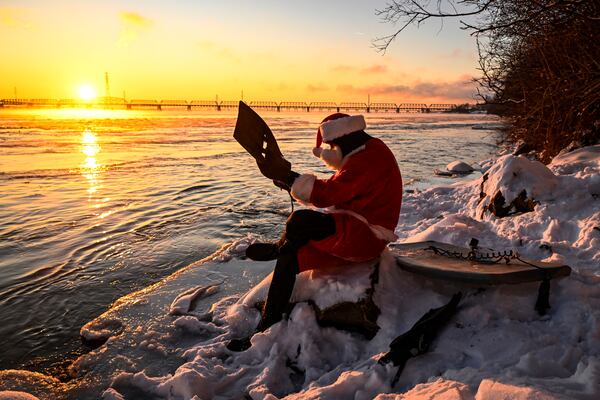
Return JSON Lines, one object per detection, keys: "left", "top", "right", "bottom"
{"left": 228, "top": 113, "right": 402, "bottom": 351}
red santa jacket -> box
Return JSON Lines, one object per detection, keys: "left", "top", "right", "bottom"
{"left": 291, "top": 137, "right": 402, "bottom": 271}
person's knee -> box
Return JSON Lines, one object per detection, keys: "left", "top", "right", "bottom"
{"left": 287, "top": 209, "right": 334, "bottom": 231}
{"left": 286, "top": 209, "right": 315, "bottom": 231}
{"left": 285, "top": 209, "right": 335, "bottom": 246}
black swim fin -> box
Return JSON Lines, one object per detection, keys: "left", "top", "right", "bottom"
{"left": 379, "top": 292, "right": 462, "bottom": 386}
{"left": 233, "top": 101, "right": 292, "bottom": 182}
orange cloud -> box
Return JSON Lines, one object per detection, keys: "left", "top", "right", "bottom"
{"left": 361, "top": 64, "right": 388, "bottom": 74}
{"left": 331, "top": 64, "right": 388, "bottom": 75}
{"left": 337, "top": 78, "right": 477, "bottom": 101}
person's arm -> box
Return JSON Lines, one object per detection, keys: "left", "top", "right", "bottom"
{"left": 291, "top": 167, "right": 364, "bottom": 207}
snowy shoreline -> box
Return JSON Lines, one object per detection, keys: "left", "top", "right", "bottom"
{"left": 1, "top": 145, "right": 599, "bottom": 400}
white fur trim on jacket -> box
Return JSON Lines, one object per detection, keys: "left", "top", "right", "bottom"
{"left": 320, "top": 115, "right": 366, "bottom": 143}
{"left": 291, "top": 174, "right": 316, "bottom": 203}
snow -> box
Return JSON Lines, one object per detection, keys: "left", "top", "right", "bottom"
{"left": 0, "top": 392, "right": 40, "bottom": 400}
{"left": 446, "top": 160, "right": 474, "bottom": 173}
{"left": 1, "top": 146, "right": 599, "bottom": 399}
{"left": 238, "top": 261, "right": 376, "bottom": 311}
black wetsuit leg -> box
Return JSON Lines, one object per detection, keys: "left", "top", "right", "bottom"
{"left": 259, "top": 209, "right": 336, "bottom": 330}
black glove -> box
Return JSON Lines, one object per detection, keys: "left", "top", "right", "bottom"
{"left": 256, "top": 153, "right": 292, "bottom": 181}
{"left": 273, "top": 171, "right": 299, "bottom": 192}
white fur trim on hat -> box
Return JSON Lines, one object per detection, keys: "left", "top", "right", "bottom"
{"left": 291, "top": 174, "right": 315, "bottom": 203}
{"left": 320, "top": 115, "right": 366, "bottom": 143}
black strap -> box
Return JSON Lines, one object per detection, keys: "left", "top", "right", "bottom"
{"left": 379, "top": 292, "right": 462, "bottom": 387}
{"left": 535, "top": 278, "right": 551, "bottom": 316}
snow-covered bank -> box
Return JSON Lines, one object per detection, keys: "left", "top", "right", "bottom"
{"left": 1, "top": 146, "right": 599, "bottom": 400}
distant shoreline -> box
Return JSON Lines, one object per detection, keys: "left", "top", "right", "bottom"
{"left": 0, "top": 99, "right": 485, "bottom": 114}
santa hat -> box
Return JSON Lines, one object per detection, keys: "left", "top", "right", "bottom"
{"left": 313, "top": 113, "right": 366, "bottom": 157}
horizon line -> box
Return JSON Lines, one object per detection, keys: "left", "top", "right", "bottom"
{"left": 1, "top": 97, "right": 479, "bottom": 107}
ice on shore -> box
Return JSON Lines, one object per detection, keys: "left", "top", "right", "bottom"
{"left": 1, "top": 146, "right": 599, "bottom": 399}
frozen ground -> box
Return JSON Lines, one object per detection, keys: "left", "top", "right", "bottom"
{"left": 1, "top": 145, "right": 599, "bottom": 399}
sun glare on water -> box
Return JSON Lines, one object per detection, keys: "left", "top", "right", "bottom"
{"left": 78, "top": 84, "right": 97, "bottom": 101}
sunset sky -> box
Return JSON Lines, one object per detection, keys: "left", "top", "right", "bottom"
{"left": 0, "top": 0, "right": 480, "bottom": 103}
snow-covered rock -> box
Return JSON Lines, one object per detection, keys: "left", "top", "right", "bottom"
{"left": 0, "top": 392, "right": 40, "bottom": 400}
{"left": 481, "top": 155, "right": 559, "bottom": 204}
{"left": 446, "top": 160, "right": 474, "bottom": 174}
{"left": 477, "top": 155, "right": 561, "bottom": 217}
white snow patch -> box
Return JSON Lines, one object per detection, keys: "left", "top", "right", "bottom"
{"left": 238, "top": 261, "right": 375, "bottom": 312}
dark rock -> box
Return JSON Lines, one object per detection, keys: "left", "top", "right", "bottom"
{"left": 486, "top": 189, "right": 536, "bottom": 218}
{"left": 478, "top": 173, "right": 489, "bottom": 203}
{"left": 487, "top": 190, "right": 510, "bottom": 217}
{"left": 312, "top": 296, "right": 380, "bottom": 339}
{"left": 512, "top": 190, "right": 536, "bottom": 213}
{"left": 513, "top": 142, "right": 534, "bottom": 156}
{"left": 539, "top": 243, "right": 553, "bottom": 252}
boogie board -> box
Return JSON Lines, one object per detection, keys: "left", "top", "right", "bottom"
{"left": 391, "top": 241, "right": 571, "bottom": 285}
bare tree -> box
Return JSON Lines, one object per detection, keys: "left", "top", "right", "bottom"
{"left": 375, "top": 0, "right": 600, "bottom": 160}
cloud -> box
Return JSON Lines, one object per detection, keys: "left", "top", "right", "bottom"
{"left": 331, "top": 64, "right": 388, "bottom": 75}
{"left": 332, "top": 65, "right": 353, "bottom": 73}
{"left": 119, "top": 11, "right": 153, "bottom": 28}
{"left": 361, "top": 64, "right": 388, "bottom": 74}
{"left": 337, "top": 78, "right": 477, "bottom": 101}
{"left": 0, "top": 7, "right": 32, "bottom": 28}
{"left": 118, "top": 11, "right": 153, "bottom": 46}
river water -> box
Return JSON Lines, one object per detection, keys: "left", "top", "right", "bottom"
{"left": 0, "top": 108, "right": 500, "bottom": 376}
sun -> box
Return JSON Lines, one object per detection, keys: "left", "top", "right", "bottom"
{"left": 78, "top": 85, "right": 97, "bottom": 101}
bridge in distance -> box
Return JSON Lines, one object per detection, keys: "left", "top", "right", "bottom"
{"left": 0, "top": 98, "right": 459, "bottom": 113}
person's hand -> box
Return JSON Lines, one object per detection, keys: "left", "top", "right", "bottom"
{"left": 256, "top": 154, "right": 292, "bottom": 182}
{"left": 272, "top": 171, "right": 299, "bottom": 192}
{"left": 273, "top": 179, "right": 291, "bottom": 191}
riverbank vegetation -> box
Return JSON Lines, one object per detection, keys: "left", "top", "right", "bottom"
{"left": 376, "top": 0, "right": 600, "bottom": 162}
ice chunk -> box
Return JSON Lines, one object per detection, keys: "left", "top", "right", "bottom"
{"left": 169, "top": 284, "right": 220, "bottom": 315}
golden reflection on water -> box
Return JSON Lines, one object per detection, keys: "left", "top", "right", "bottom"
{"left": 80, "top": 129, "right": 101, "bottom": 199}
